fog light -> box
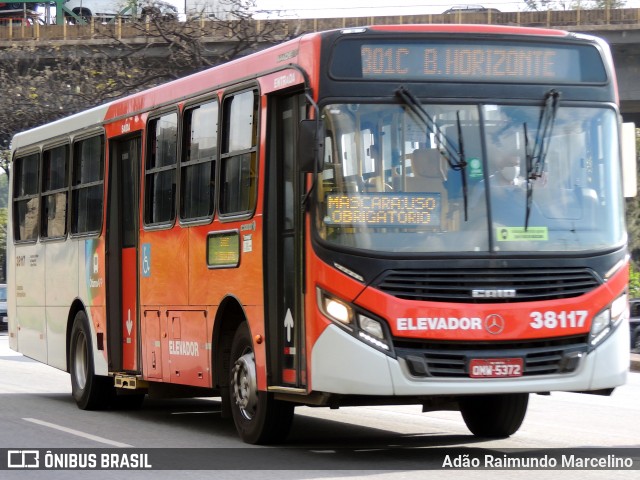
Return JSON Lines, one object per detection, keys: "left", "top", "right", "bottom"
{"left": 358, "top": 315, "right": 384, "bottom": 340}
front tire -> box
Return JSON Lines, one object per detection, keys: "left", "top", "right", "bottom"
{"left": 229, "top": 323, "right": 294, "bottom": 444}
{"left": 459, "top": 393, "right": 529, "bottom": 438}
{"left": 69, "top": 311, "right": 113, "bottom": 410}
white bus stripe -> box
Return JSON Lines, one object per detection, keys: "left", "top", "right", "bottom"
{"left": 23, "top": 418, "right": 133, "bottom": 447}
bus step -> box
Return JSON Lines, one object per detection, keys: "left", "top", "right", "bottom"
{"left": 113, "top": 374, "right": 147, "bottom": 390}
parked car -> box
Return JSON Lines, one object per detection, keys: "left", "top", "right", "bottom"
{"left": 443, "top": 5, "right": 500, "bottom": 14}
{"left": 0, "top": 3, "right": 28, "bottom": 10}
{"left": 630, "top": 299, "right": 640, "bottom": 352}
{"left": 63, "top": 0, "right": 178, "bottom": 23}
{"left": 0, "top": 284, "right": 7, "bottom": 332}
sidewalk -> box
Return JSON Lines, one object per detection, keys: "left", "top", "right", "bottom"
{"left": 631, "top": 353, "right": 640, "bottom": 372}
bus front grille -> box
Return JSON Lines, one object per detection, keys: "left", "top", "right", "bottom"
{"left": 395, "top": 336, "right": 589, "bottom": 378}
{"left": 375, "top": 267, "right": 600, "bottom": 303}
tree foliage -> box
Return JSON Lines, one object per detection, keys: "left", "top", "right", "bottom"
{"left": 629, "top": 262, "right": 640, "bottom": 298}
{"left": 625, "top": 128, "right": 640, "bottom": 267}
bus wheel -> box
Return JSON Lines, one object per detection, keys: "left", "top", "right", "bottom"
{"left": 459, "top": 393, "right": 529, "bottom": 438}
{"left": 69, "top": 311, "right": 112, "bottom": 410}
{"left": 229, "top": 323, "right": 294, "bottom": 444}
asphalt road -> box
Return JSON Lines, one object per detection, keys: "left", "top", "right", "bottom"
{"left": 0, "top": 333, "right": 638, "bottom": 480}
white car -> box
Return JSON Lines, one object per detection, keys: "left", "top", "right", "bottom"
{"left": 63, "top": 0, "right": 178, "bottom": 22}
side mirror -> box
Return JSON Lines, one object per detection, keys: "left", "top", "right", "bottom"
{"left": 621, "top": 122, "right": 637, "bottom": 198}
{"left": 298, "top": 119, "right": 322, "bottom": 173}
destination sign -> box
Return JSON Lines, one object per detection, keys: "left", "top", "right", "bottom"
{"left": 331, "top": 39, "right": 606, "bottom": 84}
{"left": 325, "top": 193, "right": 440, "bottom": 227}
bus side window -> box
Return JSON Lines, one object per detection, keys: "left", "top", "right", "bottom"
{"left": 12, "top": 152, "right": 40, "bottom": 242}
{"left": 180, "top": 100, "right": 218, "bottom": 221}
{"left": 71, "top": 135, "right": 105, "bottom": 235}
{"left": 219, "top": 89, "right": 258, "bottom": 217}
{"left": 41, "top": 144, "right": 69, "bottom": 239}
{"left": 145, "top": 112, "right": 178, "bottom": 225}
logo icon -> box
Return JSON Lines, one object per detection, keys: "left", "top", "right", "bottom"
{"left": 484, "top": 314, "right": 505, "bottom": 335}
{"left": 471, "top": 289, "right": 516, "bottom": 298}
{"left": 7, "top": 450, "right": 39, "bottom": 468}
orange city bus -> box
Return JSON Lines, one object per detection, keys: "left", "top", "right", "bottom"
{"left": 7, "top": 24, "right": 637, "bottom": 444}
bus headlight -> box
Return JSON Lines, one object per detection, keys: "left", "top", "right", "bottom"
{"left": 317, "top": 288, "right": 394, "bottom": 355}
{"left": 590, "top": 293, "right": 627, "bottom": 346}
{"left": 317, "top": 289, "right": 353, "bottom": 329}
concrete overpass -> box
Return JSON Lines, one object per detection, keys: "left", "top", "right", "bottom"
{"left": 581, "top": 26, "right": 640, "bottom": 124}
{"left": 2, "top": 7, "right": 640, "bottom": 121}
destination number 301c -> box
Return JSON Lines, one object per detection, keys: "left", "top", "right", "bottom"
{"left": 529, "top": 310, "right": 588, "bottom": 329}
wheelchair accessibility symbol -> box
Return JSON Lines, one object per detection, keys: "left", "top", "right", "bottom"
{"left": 142, "top": 243, "right": 151, "bottom": 277}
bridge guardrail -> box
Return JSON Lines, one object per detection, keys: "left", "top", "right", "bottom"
{"left": 1, "top": 7, "right": 640, "bottom": 43}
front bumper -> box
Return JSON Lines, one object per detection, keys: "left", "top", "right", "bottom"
{"left": 310, "top": 322, "right": 629, "bottom": 396}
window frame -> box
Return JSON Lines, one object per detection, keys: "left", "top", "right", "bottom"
{"left": 40, "top": 142, "right": 70, "bottom": 241}
{"left": 218, "top": 88, "right": 260, "bottom": 221}
{"left": 70, "top": 133, "right": 105, "bottom": 238}
{"left": 179, "top": 97, "right": 219, "bottom": 225}
{"left": 144, "top": 109, "right": 179, "bottom": 229}
{"left": 12, "top": 148, "right": 41, "bottom": 244}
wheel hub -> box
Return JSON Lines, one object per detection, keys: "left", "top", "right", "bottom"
{"left": 231, "top": 350, "right": 258, "bottom": 420}
{"left": 73, "top": 333, "right": 88, "bottom": 389}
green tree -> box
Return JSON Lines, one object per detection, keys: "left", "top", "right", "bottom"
{"left": 0, "top": 207, "right": 6, "bottom": 282}
{"left": 629, "top": 263, "right": 640, "bottom": 298}
{"left": 625, "top": 128, "right": 640, "bottom": 267}
{"left": 0, "top": 170, "right": 7, "bottom": 208}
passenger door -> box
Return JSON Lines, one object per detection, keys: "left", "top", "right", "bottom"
{"left": 107, "top": 134, "right": 141, "bottom": 373}
{"left": 265, "top": 92, "right": 307, "bottom": 389}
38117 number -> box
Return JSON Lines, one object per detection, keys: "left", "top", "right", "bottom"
{"left": 529, "top": 310, "right": 588, "bottom": 329}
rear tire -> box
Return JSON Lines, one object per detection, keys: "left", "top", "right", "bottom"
{"left": 459, "top": 393, "right": 528, "bottom": 438}
{"left": 228, "top": 323, "right": 294, "bottom": 444}
{"left": 69, "top": 311, "right": 113, "bottom": 410}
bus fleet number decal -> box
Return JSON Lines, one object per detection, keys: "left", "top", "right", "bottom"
{"left": 529, "top": 310, "right": 588, "bottom": 330}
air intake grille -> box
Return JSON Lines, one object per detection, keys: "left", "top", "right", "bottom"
{"left": 375, "top": 268, "right": 600, "bottom": 303}
{"left": 395, "top": 336, "right": 588, "bottom": 378}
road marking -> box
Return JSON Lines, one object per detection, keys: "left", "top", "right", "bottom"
{"left": 23, "top": 418, "right": 133, "bottom": 447}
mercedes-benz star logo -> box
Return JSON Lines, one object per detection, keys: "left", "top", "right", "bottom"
{"left": 484, "top": 314, "right": 505, "bottom": 335}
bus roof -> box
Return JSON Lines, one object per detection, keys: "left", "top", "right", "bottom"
{"left": 367, "top": 24, "right": 570, "bottom": 37}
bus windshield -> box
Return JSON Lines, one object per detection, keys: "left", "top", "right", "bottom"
{"left": 316, "top": 102, "right": 625, "bottom": 253}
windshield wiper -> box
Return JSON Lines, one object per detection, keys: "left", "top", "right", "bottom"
{"left": 524, "top": 89, "right": 560, "bottom": 230}
{"left": 396, "top": 86, "right": 469, "bottom": 221}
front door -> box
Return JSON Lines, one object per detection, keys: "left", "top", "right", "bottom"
{"left": 107, "top": 135, "right": 141, "bottom": 373}
{"left": 265, "top": 92, "right": 307, "bottom": 388}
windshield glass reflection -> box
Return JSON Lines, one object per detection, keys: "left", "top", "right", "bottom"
{"left": 316, "top": 102, "right": 624, "bottom": 254}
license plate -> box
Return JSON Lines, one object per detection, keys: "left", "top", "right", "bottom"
{"left": 469, "top": 358, "right": 523, "bottom": 378}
